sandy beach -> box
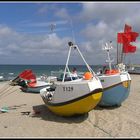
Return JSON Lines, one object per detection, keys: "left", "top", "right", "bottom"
{"left": 0, "top": 74, "right": 140, "bottom": 138}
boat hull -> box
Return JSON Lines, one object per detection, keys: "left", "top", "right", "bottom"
{"left": 98, "top": 72, "right": 131, "bottom": 107}
{"left": 21, "top": 85, "right": 50, "bottom": 93}
{"left": 42, "top": 90, "right": 102, "bottom": 116}
{"left": 99, "top": 81, "right": 131, "bottom": 106}
{"left": 40, "top": 78, "right": 103, "bottom": 116}
{"left": 128, "top": 70, "right": 140, "bottom": 75}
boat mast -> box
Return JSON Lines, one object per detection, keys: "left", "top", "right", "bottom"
{"left": 63, "top": 41, "right": 96, "bottom": 82}
{"left": 76, "top": 45, "right": 95, "bottom": 75}
{"left": 63, "top": 20, "right": 96, "bottom": 82}
{"left": 117, "top": 43, "right": 118, "bottom": 64}
{"left": 120, "top": 43, "right": 124, "bottom": 63}
{"left": 103, "top": 41, "right": 114, "bottom": 70}
{"left": 62, "top": 45, "right": 72, "bottom": 82}
{"left": 63, "top": 20, "right": 76, "bottom": 82}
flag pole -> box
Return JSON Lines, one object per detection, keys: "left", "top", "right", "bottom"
{"left": 120, "top": 44, "right": 123, "bottom": 63}
{"left": 117, "top": 43, "right": 119, "bottom": 64}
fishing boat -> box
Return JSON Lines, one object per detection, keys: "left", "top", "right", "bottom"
{"left": 97, "top": 24, "right": 139, "bottom": 107}
{"left": 20, "top": 80, "right": 51, "bottom": 93}
{"left": 127, "top": 65, "right": 140, "bottom": 75}
{"left": 97, "top": 42, "right": 131, "bottom": 106}
{"left": 11, "top": 70, "right": 51, "bottom": 93}
{"left": 40, "top": 41, "right": 103, "bottom": 116}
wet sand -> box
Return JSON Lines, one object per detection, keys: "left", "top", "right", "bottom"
{"left": 0, "top": 74, "right": 140, "bottom": 138}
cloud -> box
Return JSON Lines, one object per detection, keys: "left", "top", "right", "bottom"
{"left": 75, "top": 2, "right": 140, "bottom": 64}
{"left": 0, "top": 24, "right": 71, "bottom": 64}
{"left": 0, "top": 25, "right": 17, "bottom": 37}
{"left": 79, "top": 3, "right": 139, "bottom": 23}
{"left": 81, "top": 21, "right": 110, "bottom": 40}
{"left": 55, "top": 8, "right": 70, "bottom": 19}
{"left": 1, "top": 2, "right": 140, "bottom": 65}
{"left": 80, "top": 21, "right": 117, "bottom": 54}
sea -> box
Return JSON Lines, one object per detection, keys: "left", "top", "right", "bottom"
{"left": 0, "top": 64, "right": 103, "bottom": 81}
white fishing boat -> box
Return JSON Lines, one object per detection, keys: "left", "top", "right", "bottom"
{"left": 11, "top": 70, "right": 51, "bottom": 93}
{"left": 40, "top": 41, "right": 103, "bottom": 116}
{"left": 127, "top": 65, "right": 140, "bottom": 75}
{"left": 20, "top": 80, "right": 52, "bottom": 93}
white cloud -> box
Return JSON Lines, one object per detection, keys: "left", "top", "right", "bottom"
{"left": 79, "top": 3, "right": 139, "bottom": 23}
{"left": 0, "top": 25, "right": 17, "bottom": 37}
{"left": 81, "top": 21, "right": 110, "bottom": 40}
{"left": 76, "top": 2, "right": 140, "bottom": 64}
{"left": 80, "top": 21, "right": 117, "bottom": 55}
{"left": 55, "top": 8, "right": 70, "bottom": 19}
{"left": 0, "top": 25, "right": 71, "bottom": 64}
{"left": 1, "top": 3, "right": 140, "bottom": 64}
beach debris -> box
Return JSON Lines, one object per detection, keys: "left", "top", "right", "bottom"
{"left": 0, "top": 104, "right": 27, "bottom": 114}
{"left": 12, "top": 104, "right": 27, "bottom": 108}
{"left": 2, "top": 104, "right": 27, "bottom": 110}
{"left": 21, "top": 111, "right": 31, "bottom": 115}
{"left": 0, "top": 107, "right": 9, "bottom": 113}
{"left": 4, "top": 126, "right": 8, "bottom": 128}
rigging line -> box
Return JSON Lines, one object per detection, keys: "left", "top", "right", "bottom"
{"left": 0, "top": 81, "right": 11, "bottom": 94}
{"left": 70, "top": 19, "right": 76, "bottom": 43}
{"left": 117, "top": 43, "right": 119, "bottom": 64}
{"left": 0, "top": 88, "right": 20, "bottom": 100}
{"left": 0, "top": 88, "right": 19, "bottom": 101}
{"left": 0, "top": 84, "right": 12, "bottom": 96}
{"left": 123, "top": 53, "right": 126, "bottom": 64}
{"left": 121, "top": 44, "right": 124, "bottom": 63}
{"left": 0, "top": 86, "right": 15, "bottom": 99}
{"left": 63, "top": 46, "right": 71, "bottom": 82}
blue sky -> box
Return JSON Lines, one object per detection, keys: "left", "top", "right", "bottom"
{"left": 0, "top": 2, "right": 140, "bottom": 65}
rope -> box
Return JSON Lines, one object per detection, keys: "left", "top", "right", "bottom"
{"left": 0, "top": 81, "right": 11, "bottom": 94}
{"left": 0, "top": 87, "right": 20, "bottom": 99}
{"left": 0, "top": 85, "right": 16, "bottom": 99}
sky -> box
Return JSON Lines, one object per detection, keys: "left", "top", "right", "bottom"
{"left": 0, "top": 1, "right": 140, "bottom": 65}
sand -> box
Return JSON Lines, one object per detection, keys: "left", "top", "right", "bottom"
{"left": 0, "top": 74, "right": 140, "bottom": 138}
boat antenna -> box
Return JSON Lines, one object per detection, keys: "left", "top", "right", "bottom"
{"left": 70, "top": 19, "right": 76, "bottom": 43}
{"left": 50, "top": 23, "right": 56, "bottom": 34}
{"left": 102, "top": 41, "right": 114, "bottom": 70}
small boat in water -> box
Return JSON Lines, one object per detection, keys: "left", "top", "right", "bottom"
{"left": 40, "top": 41, "right": 103, "bottom": 116}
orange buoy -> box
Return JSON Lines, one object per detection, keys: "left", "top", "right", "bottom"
{"left": 84, "top": 72, "right": 93, "bottom": 80}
